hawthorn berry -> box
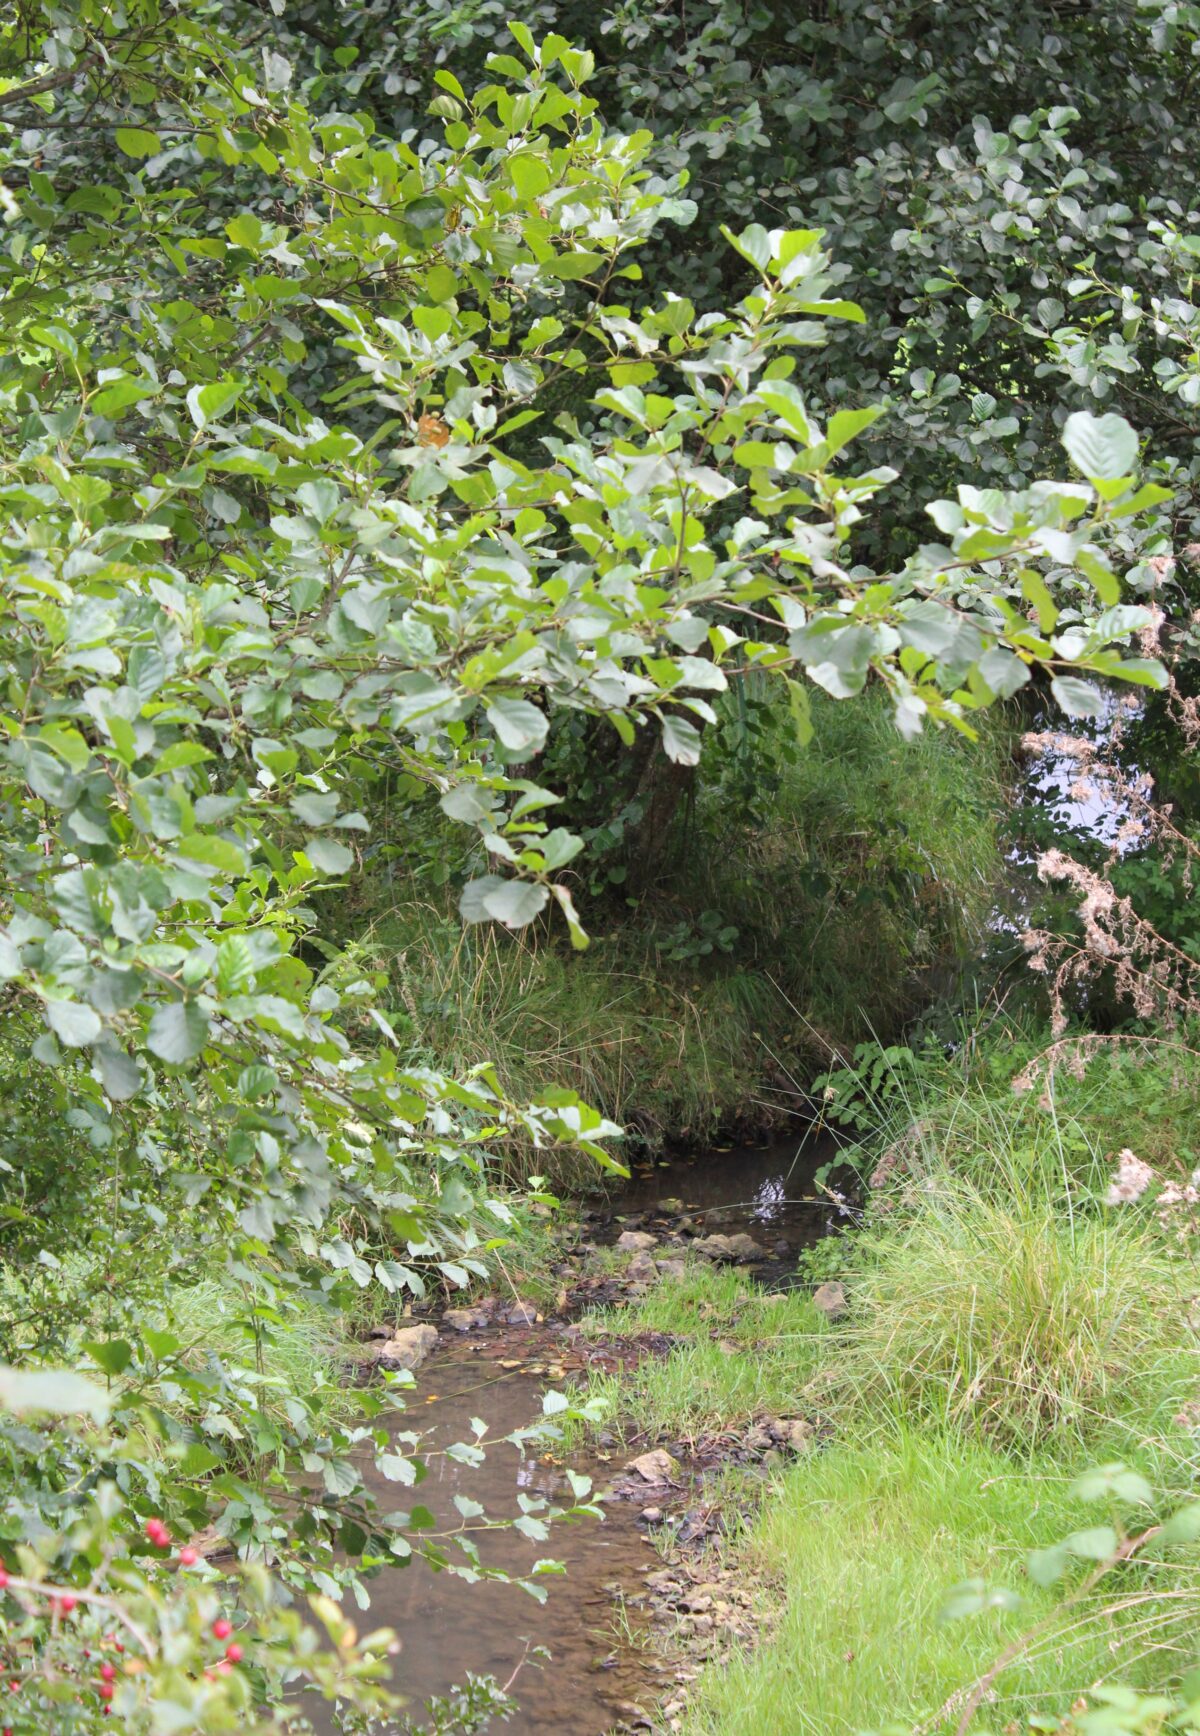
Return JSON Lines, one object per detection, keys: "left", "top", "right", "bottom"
{"left": 55, "top": 1592, "right": 77, "bottom": 1613}
{"left": 178, "top": 1546, "right": 199, "bottom": 1567}
{"left": 100, "top": 1664, "right": 116, "bottom": 1683}
{"left": 98, "top": 1682, "right": 114, "bottom": 1703}
{"left": 144, "top": 1519, "right": 171, "bottom": 1549}
{"left": 0, "top": 1570, "right": 8, "bottom": 1589}
{"left": 211, "top": 1619, "right": 232, "bottom": 1641}
{"left": 224, "top": 1644, "right": 243, "bottom": 1663}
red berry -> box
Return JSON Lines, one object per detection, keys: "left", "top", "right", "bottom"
{"left": 56, "top": 1592, "right": 77, "bottom": 1612}
{"left": 178, "top": 1546, "right": 199, "bottom": 1567}
{"left": 224, "top": 1643, "right": 243, "bottom": 1663}
{"left": 215, "top": 1659, "right": 232, "bottom": 1676}
{"left": 98, "top": 1682, "right": 114, "bottom": 1702}
{"left": 100, "top": 1663, "right": 116, "bottom": 1683}
{"left": 7, "top": 1682, "right": 17, "bottom": 1694}
{"left": 212, "top": 1618, "right": 232, "bottom": 1641}
{"left": 0, "top": 1570, "right": 8, "bottom": 1589}
{"left": 144, "top": 1519, "right": 170, "bottom": 1548}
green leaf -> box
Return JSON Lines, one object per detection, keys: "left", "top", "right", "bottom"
{"left": 180, "top": 1441, "right": 222, "bottom": 1476}
{"left": 186, "top": 380, "right": 244, "bottom": 429}
{"left": 95, "top": 1041, "right": 141, "bottom": 1101}
{"left": 1050, "top": 675, "right": 1104, "bottom": 718}
{"left": 115, "top": 128, "right": 160, "bottom": 159}
{"left": 0, "top": 1365, "right": 109, "bottom": 1422}
{"left": 661, "top": 714, "right": 703, "bottom": 765}
{"left": 174, "top": 834, "right": 246, "bottom": 875}
{"left": 216, "top": 935, "right": 255, "bottom": 995}
{"left": 825, "top": 406, "right": 884, "bottom": 455}
{"left": 146, "top": 1000, "right": 211, "bottom": 1064}
{"left": 304, "top": 837, "right": 355, "bottom": 875}
{"left": 45, "top": 1000, "right": 101, "bottom": 1047}
{"left": 81, "top": 1338, "right": 133, "bottom": 1376}
{"left": 1064, "top": 1525, "right": 1118, "bottom": 1560}
{"left": 1026, "top": 1544, "right": 1069, "bottom": 1587}
{"left": 460, "top": 876, "right": 549, "bottom": 929}
{"left": 1160, "top": 1503, "right": 1200, "bottom": 1545}
{"left": 297, "top": 479, "right": 340, "bottom": 524}
{"left": 1062, "top": 411, "right": 1138, "bottom": 481}
{"left": 1069, "top": 1464, "right": 1154, "bottom": 1507}
{"left": 486, "top": 697, "right": 549, "bottom": 755}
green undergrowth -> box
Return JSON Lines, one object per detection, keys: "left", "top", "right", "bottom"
{"left": 574, "top": 1033, "right": 1200, "bottom": 1731}
{"left": 678, "top": 1428, "right": 1200, "bottom": 1736}
{"left": 326, "top": 694, "right": 1009, "bottom": 1179}
{"left": 578, "top": 1265, "right": 831, "bottom": 1442}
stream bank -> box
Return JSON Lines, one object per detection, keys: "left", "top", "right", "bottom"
{"left": 335, "top": 1130, "right": 843, "bottom": 1734}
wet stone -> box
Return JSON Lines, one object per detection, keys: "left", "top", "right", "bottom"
{"left": 692, "top": 1232, "right": 764, "bottom": 1263}
{"left": 655, "top": 1258, "right": 689, "bottom": 1281}
{"left": 616, "top": 1230, "right": 659, "bottom": 1253}
{"left": 813, "top": 1279, "right": 848, "bottom": 1319}
{"left": 442, "top": 1303, "right": 492, "bottom": 1332}
{"left": 373, "top": 1324, "right": 438, "bottom": 1370}
{"left": 625, "top": 1447, "right": 681, "bottom": 1484}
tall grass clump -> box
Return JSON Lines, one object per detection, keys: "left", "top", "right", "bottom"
{"left": 824, "top": 1180, "right": 1198, "bottom": 1450}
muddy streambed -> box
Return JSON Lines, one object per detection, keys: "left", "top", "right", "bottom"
{"left": 308, "top": 1130, "right": 840, "bottom": 1735}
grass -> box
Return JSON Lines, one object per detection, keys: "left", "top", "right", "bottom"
{"left": 325, "top": 690, "right": 1010, "bottom": 1179}
{"left": 569, "top": 1035, "right": 1200, "bottom": 1731}
{"left": 676, "top": 1428, "right": 1200, "bottom": 1736}
{"left": 822, "top": 1181, "right": 1200, "bottom": 1451}
{"left": 578, "top": 1263, "right": 831, "bottom": 1442}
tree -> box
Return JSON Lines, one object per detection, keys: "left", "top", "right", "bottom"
{"left": 0, "top": 2, "right": 1172, "bottom": 1727}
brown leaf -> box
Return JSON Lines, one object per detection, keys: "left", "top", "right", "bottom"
{"left": 417, "top": 412, "right": 450, "bottom": 449}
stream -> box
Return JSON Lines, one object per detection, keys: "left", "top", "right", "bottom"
{"left": 311, "top": 698, "right": 1146, "bottom": 1733}
{"left": 312, "top": 1131, "right": 840, "bottom": 1734}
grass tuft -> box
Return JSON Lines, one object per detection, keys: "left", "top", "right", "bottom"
{"left": 825, "top": 1183, "right": 1199, "bottom": 1449}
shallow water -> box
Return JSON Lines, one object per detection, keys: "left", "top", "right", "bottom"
{"left": 599, "top": 1129, "right": 847, "bottom": 1277}
{"left": 309, "top": 1131, "right": 838, "bottom": 1734}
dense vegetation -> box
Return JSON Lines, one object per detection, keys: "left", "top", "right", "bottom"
{"left": 3, "top": 0, "right": 1200, "bottom": 1731}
